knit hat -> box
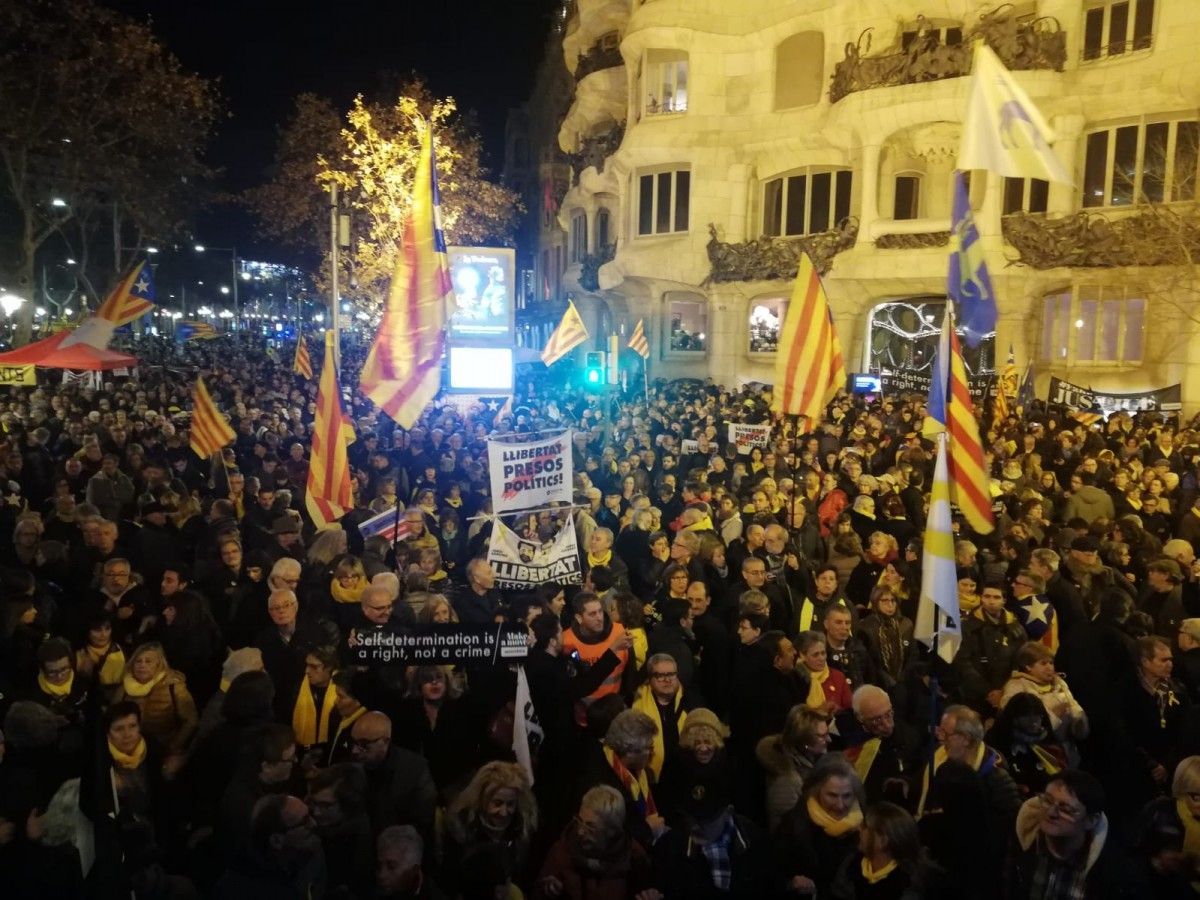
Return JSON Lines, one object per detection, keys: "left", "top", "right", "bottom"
{"left": 680, "top": 708, "right": 730, "bottom": 745}
{"left": 1070, "top": 535, "right": 1101, "bottom": 553}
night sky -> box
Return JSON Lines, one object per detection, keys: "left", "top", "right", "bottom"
{"left": 105, "top": 0, "right": 562, "bottom": 258}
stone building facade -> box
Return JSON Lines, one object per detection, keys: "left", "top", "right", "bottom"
{"left": 510, "top": 0, "right": 1200, "bottom": 409}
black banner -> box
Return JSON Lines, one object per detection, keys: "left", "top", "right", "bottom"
{"left": 1047, "top": 376, "right": 1182, "bottom": 413}
{"left": 349, "top": 623, "right": 530, "bottom": 667}
{"left": 879, "top": 371, "right": 991, "bottom": 403}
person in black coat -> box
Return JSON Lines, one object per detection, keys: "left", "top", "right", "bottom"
{"left": 775, "top": 756, "right": 866, "bottom": 898}
{"left": 252, "top": 589, "right": 339, "bottom": 721}
{"left": 390, "top": 665, "right": 481, "bottom": 801}
{"left": 688, "top": 581, "right": 733, "bottom": 719}
{"left": 647, "top": 598, "right": 700, "bottom": 691}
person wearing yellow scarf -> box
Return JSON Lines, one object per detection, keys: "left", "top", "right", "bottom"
{"left": 330, "top": 573, "right": 367, "bottom": 604}
{"left": 917, "top": 729, "right": 989, "bottom": 816}
{"left": 587, "top": 548, "right": 613, "bottom": 568}
{"left": 860, "top": 857, "right": 898, "bottom": 884}
{"left": 805, "top": 666, "right": 831, "bottom": 711}
{"left": 81, "top": 643, "right": 126, "bottom": 688}
{"left": 39, "top": 668, "right": 75, "bottom": 698}
{"left": 632, "top": 681, "right": 688, "bottom": 779}
{"left": 109, "top": 737, "right": 149, "bottom": 770}
{"left": 293, "top": 648, "right": 338, "bottom": 747}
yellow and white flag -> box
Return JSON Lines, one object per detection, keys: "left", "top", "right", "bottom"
{"left": 958, "top": 42, "right": 1071, "bottom": 185}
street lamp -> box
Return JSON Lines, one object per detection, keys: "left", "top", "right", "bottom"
{"left": 146, "top": 246, "right": 159, "bottom": 254}
{"left": 192, "top": 244, "right": 240, "bottom": 325}
{"left": 0, "top": 293, "right": 26, "bottom": 316}
{"left": 51, "top": 198, "right": 67, "bottom": 208}
{"left": 194, "top": 244, "right": 206, "bottom": 253}
{"left": 219, "top": 286, "right": 230, "bottom": 295}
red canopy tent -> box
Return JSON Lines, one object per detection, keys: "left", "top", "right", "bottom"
{"left": 0, "top": 330, "right": 138, "bottom": 370}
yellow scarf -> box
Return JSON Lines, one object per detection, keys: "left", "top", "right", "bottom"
{"left": 331, "top": 705, "right": 366, "bottom": 752}
{"left": 806, "top": 666, "right": 831, "bottom": 710}
{"left": 1176, "top": 798, "right": 1200, "bottom": 892}
{"left": 122, "top": 670, "right": 166, "bottom": 698}
{"left": 108, "top": 737, "right": 148, "bottom": 770}
{"left": 84, "top": 644, "right": 126, "bottom": 686}
{"left": 853, "top": 738, "right": 882, "bottom": 782}
{"left": 603, "top": 745, "right": 655, "bottom": 811}
{"left": 806, "top": 795, "right": 863, "bottom": 836}
{"left": 918, "top": 742, "right": 987, "bottom": 816}
{"left": 959, "top": 592, "right": 981, "bottom": 614}
{"left": 330, "top": 575, "right": 366, "bottom": 604}
{"left": 751, "top": 462, "right": 764, "bottom": 473}
{"left": 632, "top": 684, "right": 687, "bottom": 779}
{"left": 293, "top": 681, "right": 337, "bottom": 747}
{"left": 861, "top": 857, "right": 899, "bottom": 885}
{"left": 445, "top": 497, "right": 462, "bottom": 508}
{"left": 587, "top": 549, "right": 613, "bottom": 568}
{"left": 38, "top": 670, "right": 74, "bottom": 698}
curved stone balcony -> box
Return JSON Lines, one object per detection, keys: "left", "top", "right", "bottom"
{"left": 829, "top": 5, "right": 1066, "bottom": 103}
{"left": 559, "top": 65, "right": 627, "bottom": 154}
{"left": 1002, "top": 204, "right": 1200, "bottom": 269}
{"left": 563, "top": 0, "right": 629, "bottom": 71}
{"left": 703, "top": 220, "right": 859, "bottom": 284}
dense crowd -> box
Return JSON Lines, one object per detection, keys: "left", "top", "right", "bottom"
{"left": 2, "top": 332, "right": 1200, "bottom": 899}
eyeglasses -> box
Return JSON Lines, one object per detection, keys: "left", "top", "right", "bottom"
{"left": 1037, "top": 794, "right": 1084, "bottom": 821}
{"left": 861, "top": 709, "right": 894, "bottom": 727}
{"left": 649, "top": 671, "right": 678, "bottom": 681}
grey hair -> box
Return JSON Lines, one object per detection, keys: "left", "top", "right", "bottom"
{"left": 604, "top": 709, "right": 658, "bottom": 756}
{"left": 646, "top": 653, "right": 677, "bottom": 673}
{"left": 944, "top": 704, "right": 984, "bottom": 745}
{"left": 851, "top": 685, "right": 890, "bottom": 718}
{"left": 377, "top": 824, "right": 423, "bottom": 869}
{"left": 580, "top": 784, "right": 625, "bottom": 833}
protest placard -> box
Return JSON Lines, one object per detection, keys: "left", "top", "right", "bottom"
{"left": 487, "top": 430, "right": 572, "bottom": 513}
{"left": 487, "top": 513, "right": 582, "bottom": 589}
{"left": 350, "top": 623, "right": 529, "bottom": 667}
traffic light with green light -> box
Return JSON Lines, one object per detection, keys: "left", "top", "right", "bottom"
{"left": 584, "top": 351, "right": 606, "bottom": 387}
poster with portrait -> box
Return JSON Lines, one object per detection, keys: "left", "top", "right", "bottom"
{"left": 487, "top": 513, "right": 582, "bottom": 590}
{"left": 447, "top": 246, "right": 515, "bottom": 341}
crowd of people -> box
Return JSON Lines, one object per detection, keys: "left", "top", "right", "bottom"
{"left": 1, "top": 331, "right": 1200, "bottom": 898}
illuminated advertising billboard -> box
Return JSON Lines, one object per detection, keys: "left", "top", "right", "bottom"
{"left": 448, "top": 346, "right": 514, "bottom": 393}
{"left": 447, "top": 246, "right": 515, "bottom": 342}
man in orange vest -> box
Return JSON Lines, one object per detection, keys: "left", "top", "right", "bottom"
{"left": 561, "top": 591, "right": 633, "bottom": 721}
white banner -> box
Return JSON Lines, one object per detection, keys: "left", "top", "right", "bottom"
{"left": 487, "top": 513, "right": 581, "bottom": 590}
{"left": 487, "top": 429, "right": 573, "bottom": 513}
{"left": 728, "top": 422, "right": 771, "bottom": 454}
{"left": 512, "top": 666, "right": 543, "bottom": 785}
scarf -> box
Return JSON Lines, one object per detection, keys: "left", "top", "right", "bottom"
{"left": 959, "top": 592, "right": 981, "bottom": 614}
{"left": 633, "top": 684, "right": 687, "bottom": 779}
{"left": 918, "top": 742, "right": 988, "bottom": 816}
{"left": 445, "top": 496, "right": 462, "bottom": 508}
{"left": 604, "top": 745, "right": 657, "bottom": 818}
{"left": 331, "top": 705, "right": 366, "bottom": 752}
{"left": 84, "top": 644, "right": 126, "bottom": 686}
{"left": 108, "top": 737, "right": 148, "bottom": 770}
{"left": 873, "top": 615, "right": 905, "bottom": 678}
{"left": 805, "top": 665, "right": 831, "bottom": 710}
{"left": 122, "top": 670, "right": 166, "bottom": 698}
{"left": 38, "top": 670, "right": 74, "bottom": 698}
{"left": 683, "top": 514, "right": 715, "bottom": 533}
{"left": 861, "top": 857, "right": 899, "bottom": 885}
{"left": 587, "top": 549, "right": 613, "bottom": 568}
{"left": 293, "top": 680, "right": 337, "bottom": 747}
{"left": 806, "top": 795, "right": 863, "bottom": 836}
{"left": 330, "top": 575, "right": 366, "bottom": 604}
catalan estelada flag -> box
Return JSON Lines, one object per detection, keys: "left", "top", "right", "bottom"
{"left": 925, "top": 312, "right": 994, "bottom": 535}
{"left": 96, "top": 261, "right": 157, "bottom": 326}
{"left": 772, "top": 252, "right": 846, "bottom": 424}
{"left": 189, "top": 377, "right": 236, "bottom": 459}
{"left": 541, "top": 300, "right": 588, "bottom": 366}
{"left": 359, "top": 123, "right": 450, "bottom": 429}
{"left": 308, "top": 331, "right": 356, "bottom": 529}
{"left": 176, "top": 320, "right": 218, "bottom": 342}
{"left": 293, "top": 336, "right": 313, "bottom": 380}
{"left": 627, "top": 319, "right": 649, "bottom": 359}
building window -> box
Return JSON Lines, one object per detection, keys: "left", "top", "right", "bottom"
{"left": 1083, "top": 118, "right": 1199, "bottom": 207}
{"left": 1040, "top": 285, "right": 1145, "bottom": 364}
{"left": 667, "top": 293, "right": 706, "bottom": 352}
{"left": 774, "top": 31, "right": 824, "bottom": 109}
{"left": 1002, "top": 177, "right": 1050, "bottom": 215}
{"left": 637, "top": 167, "right": 690, "bottom": 236}
{"left": 893, "top": 174, "right": 922, "bottom": 220}
{"left": 763, "top": 168, "right": 852, "bottom": 237}
{"left": 748, "top": 297, "right": 788, "bottom": 353}
{"left": 1083, "top": 0, "right": 1155, "bottom": 61}
{"left": 901, "top": 24, "right": 963, "bottom": 49}
{"left": 596, "top": 208, "right": 611, "bottom": 249}
{"left": 644, "top": 50, "right": 688, "bottom": 116}
{"left": 569, "top": 212, "right": 588, "bottom": 263}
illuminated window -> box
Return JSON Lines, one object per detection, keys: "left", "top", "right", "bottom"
{"left": 762, "top": 168, "right": 852, "bottom": 237}
{"left": 1002, "top": 177, "right": 1050, "bottom": 215}
{"left": 1082, "top": 119, "right": 1199, "bottom": 207}
{"left": 1040, "top": 285, "right": 1145, "bottom": 364}
{"left": 748, "top": 296, "right": 788, "bottom": 353}
{"left": 1083, "top": 0, "right": 1155, "bottom": 61}
{"left": 644, "top": 50, "right": 688, "bottom": 116}
{"left": 666, "top": 293, "right": 706, "bottom": 352}
{"left": 637, "top": 167, "right": 690, "bottom": 236}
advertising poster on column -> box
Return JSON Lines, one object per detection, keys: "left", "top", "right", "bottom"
{"left": 447, "top": 246, "right": 515, "bottom": 342}
{"left": 487, "top": 514, "right": 582, "bottom": 590}
{"left": 487, "top": 429, "right": 573, "bottom": 513}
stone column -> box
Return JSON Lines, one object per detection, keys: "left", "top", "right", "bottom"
{"left": 857, "top": 143, "right": 881, "bottom": 244}
{"left": 727, "top": 163, "right": 752, "bottom": 243}
{"left": 1048, "top": 114, "right": 1085, "bottom": 215}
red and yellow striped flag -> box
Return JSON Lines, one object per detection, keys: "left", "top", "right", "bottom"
{"left": 307, "top": 331, "right": 356, "bottom": 529}
{"left": 627, "top": 318, "right": 649, "bottom": 359}
{"left": 541, "top": 300, "right": 588, "bottom": 366}
{"left": 95, "top": 261, "right": 157, "bottom": 326}
{"left": 772, "top": 252, "right": 846, "bottom": 423}
{"left": 947, "top": 327, "right": 994, "bottom": 534}
{"left": 992, "top": 344, "right": 1017, "bottom": 425}
{"left": 359, "top": 124, "right": 451, "bottom": 428}
{"left": 293, "top": 336, "right": 313, "bottom": 379}
{"left": 189, "top": 377, "right": 236, "bottom": 459}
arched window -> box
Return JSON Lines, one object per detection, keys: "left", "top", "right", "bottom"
{"left": 774, "top": 31, "right": 824, "bottom": 109}
{"left": 762, "top": 167, "right": 852, "bottom": 236}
